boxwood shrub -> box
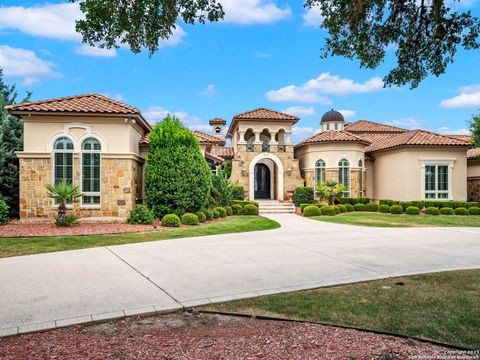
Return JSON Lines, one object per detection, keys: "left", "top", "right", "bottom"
{"left": 454, "top": 207, "right": 469, "bottom": 216}
{"left": 232, "top": 185, "right": 244, "bottom": 200}
{"left": 161, "top": 214, "right": 181, "bottom": 227}
{"left": 333, "top": 205, "right": 340, "bottom": 214}
{"left": 303, "top": 205, "right": 321, "bottom": 217}
{"left": 353, "top": 203, "right": 366, "bottom": 212}
{"left": 440, "top": 207, "right": 454, "bottom": 215}
{"left": 127, "top": 205, "right": 154, "bottom": 225}
{"left": 379, "top": 205, "right": 390, "bottom": 213}
{"left": 231, "top": 204, "right": 243, "bottom": 215}
{"left": 204, "top": 209, "right": 214, "bottom": 220}
{"left": 337, "top": 204, "right": 347, "bottom": 213}
{"left": 321, "top": 205, "right": 336, "bottom": 216}
{"left": 466, "top": 202, "right": 480, "bottom": 209}
{"left": 405, "top": 206, "right": 420, "bottom": 215}
{"left": 212, "top": 209, "right": 220, "bottom": 218}
{"left": 243, "top": 203, "right": 259, "bottom": 215}
{"left": 195, "top": 211, "right": 207, "bottom": 222}
{"left": 344, "top": 203, "right": 354, "bottom": 212}
{"left": 181, "top": 213, "right": 199, "bottom": 225}
{"left": 341, "top": 197, "right": 370, "bottom": 205}
{"left": 300, "top": 203, "right": 316, "bottom": 213}
{"left": 224, "top": 206, "right": 233, "bottom": 216}
{"left": 216, "top": 207, "right": 227, "bottom": 217}
{"left": 364, "top": 203, "right": 379, "bottom": 212}
{"left": 468, "top": 206, "right": 480, "bottom": 215}
{"left": 390, "top": 205, "right": 404, "bottom": 214}
{"left": 293, "top": 187, "right": 314, "bottom": 207}
{"left": 0, "top": 199, "right": 9, "bottom": 226}
{"left": 231, "top": 200, "right": 259, "bottom": 208}
{"left": 425, "top": 207, "right": 440, "bottom": 215}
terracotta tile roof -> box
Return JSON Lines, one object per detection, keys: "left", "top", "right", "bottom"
{"left": 296, "top": 130, "right": 371, "bottom": 148}
{"left": 467, "top": 148, "right": 480, "bottom": 159}
{"left": 211, "top": 145, "right": 234, "bottom": 159}
{"left": 448, "top": 134, "right": 472, "bottom": 143}
{"left": 139, "top": 130, "right": 225, "bottom": 146}
{"left": 345, "top": 120, "right": 407, "bottom": 133}
{"left": 365, "top": 129, "right": 471, "bottom": 152}
{"left": 209, "top": 118, "right": 227, "bottom": 125}
{"left": 204, "top": 151, "right": 225, "bottom": 163}
{"left": 233, "top": 108, "right": 299, "bottom": 121}
{"left": 354, "top": 132, "right": 398, "bottom": 143}
{"left": 139, "top": 133, "right": 150, "bottom": 145}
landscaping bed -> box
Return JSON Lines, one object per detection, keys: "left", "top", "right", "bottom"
{"left": 0, "top": 312, "right": 454, "bottom": 360}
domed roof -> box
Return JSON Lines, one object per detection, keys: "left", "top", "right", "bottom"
{"left": 321, "top": 109, "right": 344, "bottom": 123}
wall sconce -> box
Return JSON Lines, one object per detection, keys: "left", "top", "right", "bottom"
{"left": 287, "top": 168, "right": 292, "bottom": 176}
{"left": 241, "top": 168, "right": 246, "bottom": 177}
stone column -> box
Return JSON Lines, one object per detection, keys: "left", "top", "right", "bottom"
{"left": 254, "top": 131, "right": 261, "bottom": 144}
{"left": 238, "top": 131, "right": 246, "bottom": 144}
{"left": 286, "top": 131, "right": 292, "bottom": 144}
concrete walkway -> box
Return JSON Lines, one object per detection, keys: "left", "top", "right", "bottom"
{"left": 1, "top": 214, "right": 479, "bottom": 336}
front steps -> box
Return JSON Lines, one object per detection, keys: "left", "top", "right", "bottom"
{"left": 257, "top": 200, "right": 295, "bottom": 214}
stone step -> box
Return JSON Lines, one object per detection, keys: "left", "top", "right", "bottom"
{"left": 260, "top": 210, "right": 295, "bottom": 214}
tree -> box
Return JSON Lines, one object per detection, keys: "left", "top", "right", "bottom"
{"left": 45, "top": 182, "right": 83, "bottom": 218}
{"left": 316, "top": 180, "right": 346, "bottom": 205}
{"left": 469, "top": 113, "right": 480, "bottom": 147}
{"left": 145, "top": 116, "right": 212, "bottom": 218}
{"left": 0, "top": 69, "right": 31, "bottom": 217}
{"left": 210, "top": 166, "right": 233, "bottom": 206}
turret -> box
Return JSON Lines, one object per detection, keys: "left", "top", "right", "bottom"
{"left": 209, "top": 118, "right": 227, "bottom": 139}
{"left": 320, "top": 109, "right": 345, "bottom": 131}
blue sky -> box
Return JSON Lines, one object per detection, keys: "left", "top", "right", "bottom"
{"left": 1, "top": 0, "right": 480, "bottom": 142}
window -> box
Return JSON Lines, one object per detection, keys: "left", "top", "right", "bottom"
{"left": 315, "top": 159, "right": 326, "bottom": 184}
{"left": 81, "top": 138, "right": 101, "bottom": 205}
{"left": 215, "top": 127, "right": 221, "bottom": 134}
{"left": 338, "top": 158, "right": 350, "bottom": 197}
{"left": 326, "top": 123, "right": 330, "bottom": 130}
{"left": 53, "top": 137, "right": 74, "bottom": 185}
{"left": 358, "top": 159, "right": 363, "bottom": 197}
{"left": 334, "top": 123, "right": 339, "bottom": 130}
{"left": 424, "top": 164, "right": 449, "bottom": 199}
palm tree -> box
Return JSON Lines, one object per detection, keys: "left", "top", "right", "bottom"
{"left": 316, "top": 180, "right": 346, "bottom": 205}
{"left": 45, "top": 182, "right": 83, "bottom": 217}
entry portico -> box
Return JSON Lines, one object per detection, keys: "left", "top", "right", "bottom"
{"left": 249, "top": 152, "right": 284, "bottom": 200}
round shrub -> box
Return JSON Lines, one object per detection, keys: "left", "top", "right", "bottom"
{"left": 354, "top": 203, "right": 366, "bottom": 212}
{"left": 195, "top": 211, "right": 207, "bottom": 222}
{"left": 390, "top": 205, "right": 404, "bottom": 214}
{"left": 224, "top": 206, "right": 233, "bottom": 216}
{"left": 212, "top": 209, "right": 220, "bottom": 219}
{"left": 231, "top": 204, "right": 243, "bottom": 215}
{"left": 243, "top": 203, "right": 259, "bottom": 215}
{"left": 405, "top": 206, "right": 420, "bottom": 215}
{"left": 379, "top": 205, "right": 390, "bottom": 213}
{"left": 365, "top": 203, "right": 379, "bottom": 212}
{"left": 181, "top": 213, "right": 199, "bottom": 225}
{"left": 293, "top": 187, "right": 314, "bottom": 207}
{"left": 467, "top": 206, "right": 480, "bottom": 215}
{"left": 0, "top": 199, "right": 10, "bottom": 226}
{"left": 321, "top": 205, "right": 336, "bottom": 216}
{"left": 334, "top": 205, "right": 341, "bottom": 214}
{"left": 215, "top": 207, "right": 227, "bottom": 218}
{"left": 127, "top": 205, "right": 154, "bottom": 225}
{"left": 454, "top": 207, "right": 469, "bottom": 216}
{"left": 440, "top": 207, "right": 454, "bottom": 215}
{"left": 425, "top": 207, "right": 440, "bottom": 216}
{"left": 204, "top": 209, "right": 214, "bottom": 220}
{"left": 303, "top": 205, "right": 321, "bottom": 217}
{"left": 344, "top": 203, "right": 354, "bottom": 212}
{"left": 337, "top": 204, "right": 347, "bottom": 213}
{"left": 161, "top": 214, "right": 181, "bottom": 227}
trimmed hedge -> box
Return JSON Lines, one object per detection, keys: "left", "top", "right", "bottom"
{"left": 243, "top": 203, "right": 259, "bottom": 215}
{"left": 215, "top": 207, "right": 227, "bottom": 217}
{"left": 300, "top": 203, "right": 316, "bottom": 213}
{"left": 212, "top": 209, "right": 220, "bottom": 219}
{"left": 204, "top": 209, "right": 214, "bottom": 220}
{"left": 365, "top": 203, "right": 379, "bottom": 212}
{"left": 293, "top": 187, "right": 314, "bottom": 207}
{"left": 337, "top": 204, "right": 347, "bottom": 213}
{"left": 440, "top": 207, "right": 454, "bottom": 215}
{"left": 390, "top": 205, "right": 404, "bottom": 214}
{"left": 334, "top": 205, "right": 341, "bottom": 214}
{"left": 127, "top": 205, "right": 154, "bottom": 225}
{"left": 231, "top": 200, "right": 259, "bottom": 208}
{"left": 0, "top": 199, "right": 9, "bottom": 226}
{"left": 425, "top": 207, "right": 440, "bottom": 216}
{"left": 181, "top": 213, "right": 199, "bottom": 225}
{"left": 466, "top": 202, "right": 480, "bottom": 209}
{"left": 321, "top": 205, "right": 336, "bottom": 216}
{"left": 341, "top": 197, "right": 370, "bottom": 205}
{"left": 353, "top": 203, "right": 366, "bottom": 212}
{"left": 468, "top": 206, "right": 480, "bottom": 215}
{"left": 232, "top": 185, "right": 244, "bottom": 200}
{"left": 379, "top": 205, "right": 390, "bottom": 213}
{"left": 161, "top": 214, "right": 181, "bottom": 227}
{"left": 379, "top": 199, "right": 399, "bottom": 207}
{"left": 345, "top": 203, "right": 354, "bottom": 212}
{"left": 304, "top": 205, "right": 321, "bottom": 217}
{"left": 195, "top": 211, "right": 207, "bottom": 222}
{"left": 224, "top": 206, "right": 233, "bottom": 216}
{"left": 231, "top": 204, "right": 243, "bottom": 215}
{"left": 405, "top": 206, "right": 420, "bottom": 215}
{"left": 454, "top": 207, "right": 469, "bottom": 215}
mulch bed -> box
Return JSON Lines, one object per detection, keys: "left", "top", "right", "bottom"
{"left": 0, "top": 312, "right": 465, "bottom": 360}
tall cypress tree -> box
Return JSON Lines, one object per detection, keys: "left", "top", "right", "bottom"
{"left": 0, "top": 69, "right": 31, "bottom": 217}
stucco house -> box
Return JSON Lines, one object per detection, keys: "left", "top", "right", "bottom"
{"left": 5, "top": 93, "right": 479, "bottom": 220}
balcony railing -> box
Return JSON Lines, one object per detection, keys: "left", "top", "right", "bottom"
{"left": 278, "top": 145, "right": 286, "bottom": 152}
{"left": 262, "top": 143, "right": 270, "bottom": 152}
{"left": 246, "top": 144, "right": 254, "bottom": 152}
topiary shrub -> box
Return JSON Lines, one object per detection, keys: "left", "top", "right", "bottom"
{"left": 195, "top": 211, "right": 207, "bottom": 222}
{"left": 0, "top": 199, "right": 9, "bottom": 225}
{"left": 224, "top": 206, "right": 233, "bottom": 216}
{"left": 182, "top": 213, "right": 199, "bottom": 225}
{"left": 334, "top": 205, "right": 341, "bottom": 214}
{"left": 321, "top": 205, "right": 336, "bottom": 216}
{"left": 390, "top": 205, "right": 404, "bottom": 214}
{"left": 215, "top": 207, "right": 227, "bottom": 217}
{"left": 365, "top": 203, "right": 379, "bottom": 212}
{"left": 212, "top": 209, "right": 220, "bottom": 218}
{"left": 145, "top": 116, "right": 212, "bottom": 218}
{"left": 231, "top": 200, "right": 259, "bottom": 208}
{"left": 454, "top": 207, "right": 469, "bottom": 215}
{"left": 337, "top": 204, "right": 347, "bottom": 213}
{"left": 405, "top": 206, "right": 420, "bottom": 215}
{"left": 161, "top": 214, "right": 181, "bottom": 227}
{"left": 232, "top": 185, "right": 244, "bottom": 200}
{"left": 466, "top": 202, "right": 480, "bottom": 209}
{"left": 354, "top": 203, "right": 366, "bottom": 212}
{"left": 231, "top": 204, "right": 243, "bottom": 215}
{"left": 243, "top": 203, "right": 259, "bottom": 215}
{"left": 300, "top": 204, "right": 316, "bottom": 213}
{"left": 127, "top": 205, "right": 154, "bottom": 225}
{"left": 303, "top": 205, "right": 321, "bottom": 217}
{"left": 425, "top": 207, "right": 440, "bottom": 216}
{"left": 344, "top": 203, "right": 354, "bottom": 212}
{"left": 467, "top": 206, "right": 480, "bottom": 215}
{"left": 440, "top": 207, "right": 454, "bottom": 215}
{"left": 379, "top": 205, "right": 390, "bottom": 213}
{"left": 204, "top": 209, "right": 214, "bottom": 220}
{"left": 293, "top": 187, "right": 314, "bottom": 207}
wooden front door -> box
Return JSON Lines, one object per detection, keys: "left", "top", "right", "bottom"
{"left": 254, "top": 163, "right": 271, "bottom": 199}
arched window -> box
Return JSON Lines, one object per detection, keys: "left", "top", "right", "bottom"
{"left": 315, "top": 159, "right": 326, "bottom": 184}
{"left": 338, "top": 158, "right": 350, "bottom": 197}
{"left": 53, "top": 137, "right": 74, "bottom": 185}
{"left": 358, "top": 159, "right": 364, "bottom": 197}
{"left": 81, "top": 138, "right": 101, "bottom": 205}
{"left": 215, "top": 127, "right": 221, "bottom": 134}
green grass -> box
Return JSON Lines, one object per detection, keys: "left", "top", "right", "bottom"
{"left": 311, "top": 212, "right": 480, "bottom": 227}
{"left": 0, "top": 216, "right": 279, "bottom": 258}
{"left": 205, "top": 270, "right": 480, "bottom": 349}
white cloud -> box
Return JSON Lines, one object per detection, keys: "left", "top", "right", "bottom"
{"left": 458, "top": 84, "right": 480, "bottom": 93}
{"left": 292, "top": 125, "right": 319, "bottom": 143}
{"left": 221, "top": 0, "right": 291, "bottom": 24}
{"left": 157, "top": 26, "right": 186, "bottom": 48}
{"left": 303, "top": 7, "right": 323, "bottom": 27}
{"left": 282, "top": 106, "right": 316, "bottom": 117}
{"left": 75, "top": 44, "right": 117, "bottom": 58}
{"left": 199, "top": 84, "right": 216, "bottom": 97}
{"left": 251, "top": 50, "right": 270, "bottom": 58}
{"left": 143, "top": 105, "right": 209, "bottom": 131}
{"left": 338, "top": 109, "right": 356, "bottom": 119}
{"left": 385, "top": 117, "right": 422, "bottom": 129}
{"left": 266, "top": 72, "right": 384, "bottom": 104}
{"left": 102, "top": 93, "right": 126, "bottom": 102}
{"left": 436, "top": 127, "right": 470, "bottom": 135}
{"left": 440, "top": 84, "right": 480, "bottom": 109}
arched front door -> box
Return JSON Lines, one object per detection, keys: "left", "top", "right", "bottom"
{"left": 254, "top": 163, "right": 271, "bottom": 199}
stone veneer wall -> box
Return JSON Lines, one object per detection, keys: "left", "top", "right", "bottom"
{"left": 19, "top": 156, "right": 141, "bottom": 219}
{"left": 467, "top": 178, "right": 480, "bottom": 201}
{"left": 303, "top": 168, "right": 363, "bottom": 198}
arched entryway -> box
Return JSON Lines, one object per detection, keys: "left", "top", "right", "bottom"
{"left": 249, "top": 153, "right": 284, "bottom": 200}
{"left": 254, "top": 163, "right": 271, "bottom": 199}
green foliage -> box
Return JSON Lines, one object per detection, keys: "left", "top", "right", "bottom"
{"left": 316, "top": 180, "right": 347, "bottom": 205}
{"left": 466, "top": 202, "right": 480, "bottom": 209}
{"left": 161, "top": 214, "right": 181, "bottom": 227}
{"left": 390, "top": 205, "right": 404, "bottom": 214}
{"left": 54, "top": 214, "right": 80, "bottom": 227}
{"left": 334, "top": 205, "right": 341, "bottom": 214}
{"left": 344, "top": 203, "right": 354, "bottom": 212}
{"left": 204, "top": 209, "right": 214, "bottom": 221}
{"left": 145, "top": 116, "right": 212, "bottom": 218}
{"left": 127, "top": 205, "right": 154, "bottom": 225}
{"left": 454, "top": 207, "right": 469, "bottom": 216}
{"left": 293, "top": 187, "right": 314, "bottom": 207}
{"left": 181, "top": 213, "right": 199, "bottom": 225}
{"left": 379, "top": 199, "right": 398, "bottom": 207}
{"left": 222, "top": 159, "right": 232, "bottom": 179}
{"left": 215, "top": 207, "right": 227, "bottom": 217}
{"left": 440, "top": 207, "right": 454, "bottom": 215}
{"left": 300, "top": 203, "right": 317, "bottom": 213}
{"left": 231, "top": 200, "right": 259, "bottom": 207}
{"left": 195, "top": 211, "right": 207, "bottom": 222}
{"left": 0, "top": 199, "right": 10, "bottom": 225}
{"left": 45, "top": 182, "right": 83, "bottom": 218}
{"left": 379, "top": 205, "right": 390, "bottom": 213}
{"left": 231, "top": 204, "right": 243, "bottom": 215}
{"left": 232, "top": 185, "right": 244, "bottom": 200}
{"left": 364, "top": 203, "right": 379, "bottom": 212}
{"left": 425, "top": 207, "right": 440, "bottom": 216}
{"left": 469, "top": 113, "right": 480, "bottom": 147}
{"left": 468, "top": 206, "right": 480, "bottom": 215}
{"left": 405, "top": 206, "right": 420, "bottom": 216}
{"left": 224, "top": 206, "right": 233, "bottom": 216}
{"left": 337, "top": 204, "right": 347, "bottom": 213}
{"left": 341, "top": 198, "right": 370, "bottom": 205}
{"left": 212, "top": 209, "right": 220, "bottom": 218}
{"left": 243, "top": 204, "right": 259, "bottom": 215}
{"left": 211, "top": 166, "right": 233, "bottom": 206}
{"left": 321, "top": 205, "right": 336, "bottom": 216}
{"left": 303, "top": 205, "right": 321, "bottom": 217}
{"left": 353, "top": 203, "right": 366, "bottom": 212}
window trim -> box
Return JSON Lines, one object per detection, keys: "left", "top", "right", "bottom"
{"left": 338, "top": 158, "right": 350, "bottom": 197}
{"left": 314, "top": 159, "right": 326, "bottom": 199}
{"left": 51, "top": 136, "right": 75, "bottom": 208}
{"left": 80, "top": 137, "right": 102, "bottom": 208}
{"left": 358, "top": 159, "right": 364, "bottom": 197}
{"left": 420, "top": 160, "right": 454, "bottom": 200}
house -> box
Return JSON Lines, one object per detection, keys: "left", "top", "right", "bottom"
{"left": 5, "top": 94, "right": 477, "bottom": 220}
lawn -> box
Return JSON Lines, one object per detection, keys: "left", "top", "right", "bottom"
{"left": 205, "top": 269, "right": 480, "bottom": 349}
{"left": 0, "top": 216, "right": 279, "bottom": 258}
{"left": 311, "top": 212, "right": 480, "bottom": 227}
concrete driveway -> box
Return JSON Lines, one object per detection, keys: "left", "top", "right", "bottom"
{"left": 1, "top": 214, "right": 479, "bottom": 336}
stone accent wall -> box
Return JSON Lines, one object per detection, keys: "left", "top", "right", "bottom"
{"left": 467, "top": 178, "right": 480, "bottom": 201}
{"left": 303, "top": 168, "right": 362, "bottom": 197}
{"left": 350, "top": 169, "right": 361, "bottom": 198}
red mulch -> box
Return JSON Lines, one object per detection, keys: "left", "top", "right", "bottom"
{"left": 0, "top": 313, "right": 465, "bottom": 360}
